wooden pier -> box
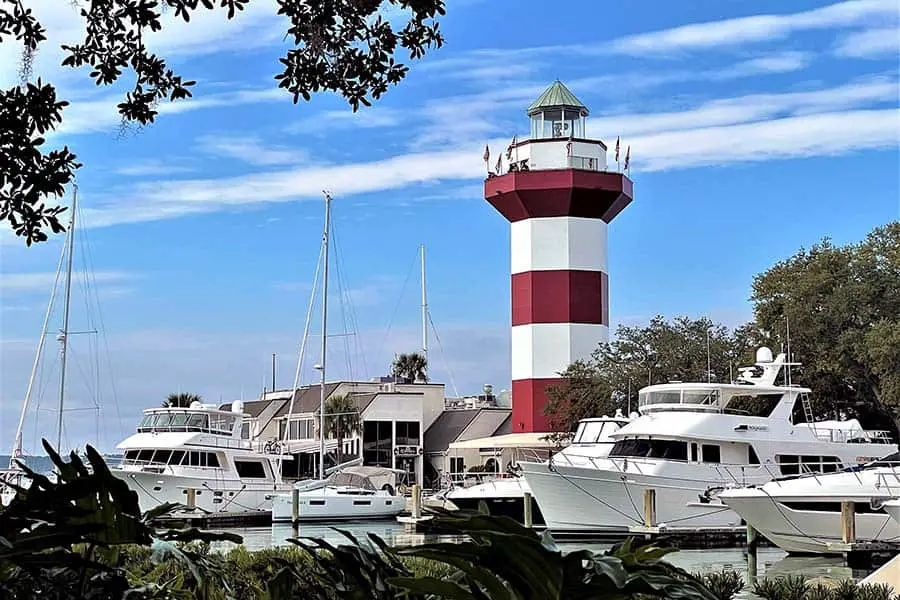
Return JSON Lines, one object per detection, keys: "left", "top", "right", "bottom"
{"left": 158, "top": 509, "right": 272, "bottom": 529}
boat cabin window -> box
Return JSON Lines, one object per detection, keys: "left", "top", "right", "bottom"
{"left": 776, "top": 455, "right": 842, "bottom": 476}
{"left": 241, "top": 422, "right": 251, "bottom": 439}
{"left": 701, "top": 444, "right": 721, "bottom": 464}
{"left": 234, "top": 460, "right": 267, "bottom": 478}
{"left": 724, "top": 393, "right": 782, "bottom": 417}
{"left": 135, "top": 410, "right": 237, "bottom": 435}
{"left": 690, "top": 443, "right": 699, "bottom": 462}
{"left": 749, "top": 445, "right": 760, "bottom": 464}
{"left": 574, "top": 420, "right": 621, "bottom": 444}
{"left": 610, "top": 439, "right": 688, "bottom": 461}
{"left": 123, "top": 449, "right": 217, "bottom": 467}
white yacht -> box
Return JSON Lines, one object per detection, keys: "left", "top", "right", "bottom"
{"left": 520, "top": 348, "right": 896, "bottom": 533}
{"left": 272, "top": 466, "right": 406, "bottom": 522}
{"left": 111, "top": 400, "right": 295, "bottom": 513}
{"left": 718, "top": 452, "right": 900, "bottom": 554}
{"left": 444, "top": 414, "right": 632, "bottom": 524}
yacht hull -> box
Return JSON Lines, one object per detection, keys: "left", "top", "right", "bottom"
{"left": 271, "top": 491, "right": 404, "bottom": 522}
{"left": 720, "top": 487, "right": 900, "bottom": 554}
{"left": 521, "top": 461, "right": 744, "bottom": 532}
{"left": 885, "top": 500, "right": 900, "bottom": 526}
{"left": 111, "top": 468, "right": 289, "bottom": 513}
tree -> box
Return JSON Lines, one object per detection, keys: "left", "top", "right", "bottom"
{"left": 544, "top": 316, "right": 756, "bottom": 434}
{"left": 1, "top": 0, "right": 446, "bottom": 246}
{"left": 162, "top": 391, "right": 202, "bottom": 408}
{"left": 391, "top": 351, "right": 428, "bottom": 383}
{"left": 751, "top": 222, "right": 900, "bottom": 432}
{"left": 320, "top": 393, "right": 360, "bottom": 467}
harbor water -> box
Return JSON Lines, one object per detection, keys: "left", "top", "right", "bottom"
{"left": 204, "top": 521, "right": 858, "bottom": 599}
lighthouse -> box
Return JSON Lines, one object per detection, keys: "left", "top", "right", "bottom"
{"left": 484, "top": 81, "right": 633, "bottom": 433}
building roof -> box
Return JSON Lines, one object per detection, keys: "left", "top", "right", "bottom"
{"left": 527, "top": 80, "right": 588, "bottom": 116}
{"left": 495, "top": 413, "right": 512, "bottom": 436}
{"left": 229, "top": 383, "right": 381, "bottom": 420}
{"left": 423, "top": 408, "right": 512, "bottom": 454}
{"left": 424, "top": 409, "right": 481, "bottom": 454}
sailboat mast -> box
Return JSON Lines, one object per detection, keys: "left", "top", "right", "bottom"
{"left": 420, "top": 244, "right": 428, "bottom": 375}
{"left": 319, "top": 192, "right": 332, "bottom": 479}
{"left": 9, "top": 220, "right": 68, "bottom": 467}
{"left": 56, "top": 187, "right": 77, "bottom": 452}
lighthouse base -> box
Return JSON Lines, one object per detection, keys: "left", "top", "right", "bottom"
{"left": 511, "top": 378, "right": 564, "bottom": 433}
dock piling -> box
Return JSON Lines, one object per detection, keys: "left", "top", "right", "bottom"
{"left": 412, "top": 484, "right": 422, "bottom": 520}
{"left": 186, "top": 488, "right": 196, "bottom": 508}
{"left": 840, "top": 501, "right": 856, "bottom": 544}
{"left": 642, "top": 489, "right": 657, "bottom": 528}
{"left": 746, "top": 524, "right": 758, "bottom": 583}
{"left": 523, "top": 491, "right": 533, "bottom": 528}
{"left": 291, "top": 488, "right": 300, "bottom": 534}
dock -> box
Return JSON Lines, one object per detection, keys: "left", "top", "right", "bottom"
{"left": 157, "top": 509, "right": 272, "bottom": 529}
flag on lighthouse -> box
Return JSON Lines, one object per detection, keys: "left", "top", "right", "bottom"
{"left": 495, "top": 154, "right": 502, "bottom": 175}
{"left": 624, "top": 145, "right": 631, "bottom": 171}
{"left": 483, "top": 144, "right": 490, "bottom": 163}
{"left": 615, "top": 136, "right": 620, "bottom": 162}
{"left": 506, "top": 135, "right": 517, "bottom": 159}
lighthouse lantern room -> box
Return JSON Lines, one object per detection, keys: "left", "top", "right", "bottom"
{"left": 484, "top": 81, "right": 633, "bottom": 433}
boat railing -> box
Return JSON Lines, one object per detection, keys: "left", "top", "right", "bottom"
{"left": 118, "top": 459, "right": 223, "bottom": 472}
{"left": 802, "top": 426, "right": 894, "bottom": 444}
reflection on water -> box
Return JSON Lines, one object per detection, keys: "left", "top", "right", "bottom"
{"left": 208, "top": 522, "right": 853, "bottom": 599}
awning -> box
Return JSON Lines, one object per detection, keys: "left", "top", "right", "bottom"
{"left": 448, "top": 432, "right": 568, "bottom": 451}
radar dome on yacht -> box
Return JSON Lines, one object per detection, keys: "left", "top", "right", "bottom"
{"left": 190, "top": 400, "right": 202, "bottom": 409}
{"left": 629, "top": 411, "right": 639, "bottom": 420}
{"left": 614, "top": 408, "right": 624, "bottom": 418}
{"left": 756, "top": 347, "right": 774, "bottom": 363}
{"left": 231, "top": 400, "right": 244, "bottom": 414}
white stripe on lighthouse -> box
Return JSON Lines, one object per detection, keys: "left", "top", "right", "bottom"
{"left": 510, "top": 217, "right": 608, "bottom": 275}
{"left": 511, "top": 323, "right": 610, "bottom": 381}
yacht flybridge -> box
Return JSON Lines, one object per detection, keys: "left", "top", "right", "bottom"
{"left": 111, "top": 400, "right": 294, "bottom": 513}
{"left": 520, "top": 348, "right": 896, "bottom": 533}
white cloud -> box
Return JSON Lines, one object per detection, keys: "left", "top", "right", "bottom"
{"left": 610, "top": 0, "right": 900, "bottom": 55}
{"left": 0, "top": 271, "right": 135, "bottom": 294}
{"left": 629, "top": 108, "right": 900, "bottom": 172}
{"left": 289, "top": 107, "right": 404, "bottom": 135}
{"left": 197, "top": 135, "right": 312, "bottom": 166}
{"left": 589, "top": 76, "right": 898, "bottom": 138}
{"left": 834, "top": 27, "right": 900, "bottom": 58}
{"left": 710, "top": 51, "right": 814, "bottom": 79}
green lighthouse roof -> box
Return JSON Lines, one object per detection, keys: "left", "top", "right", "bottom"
{"left": 527, "top": 80, "right": 588, "bottom": 116}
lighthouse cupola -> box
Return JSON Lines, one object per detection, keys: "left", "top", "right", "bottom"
{"left": 484, "top": 80, "right": 634, "bottom": 434}
{"left": 527, "top": 80, "right": 588, "bottom": 140}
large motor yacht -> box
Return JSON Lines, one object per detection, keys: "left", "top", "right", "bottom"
{"left": 444, "top": 413, "right": 632, "bottom": 525}
{"left": 718, "top": 452, "right": 900, "bottom": 554}
{"left": 111, "top": 400, "right": 295, "bottom": 513}
{"left": 520, "top": 348, "right": 897, "bottom": 533}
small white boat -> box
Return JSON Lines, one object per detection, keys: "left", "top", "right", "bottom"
{"left": 444, "top": 414, "right": 632, "bottom": 524}
{"left": 718, "top": 452, "right": 900, "bottom": 554}
{"left": 272, "top": 466, "right": 406, "bottom": 522}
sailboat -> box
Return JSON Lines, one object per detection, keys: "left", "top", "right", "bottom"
{"left": 1, "top": 188, "right": 97, "bottom": 505}
{"left": 271, "top": 192, "right": 406, "bottom": 522}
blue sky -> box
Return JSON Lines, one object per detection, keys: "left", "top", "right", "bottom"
{"left": 1, "top": 0, "right": 898, "bottom": 453}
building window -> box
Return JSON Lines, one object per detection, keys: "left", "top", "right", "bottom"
{"left": 286, "top": 418, "right": 314, "bottom": 440}
{"left": 363, "top": 421, "right": 392, "bottom": 467}
{"left": 450, "top": 457, "right": 465, "bottom": 480}
{"left": 396, "top": 421, "right": 420, "bottom": 447}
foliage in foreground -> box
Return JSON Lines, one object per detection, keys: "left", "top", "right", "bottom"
{"left": 0, "top": 441, "right": 726, "bottom": 599}
{"left": 753, "top": 574, "right": 898, "bottom": 600}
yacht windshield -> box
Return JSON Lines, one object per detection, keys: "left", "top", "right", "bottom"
{"left": 573, "top": 420, "right": 621, "bottom": 444}
{"left": 134, "top": 410, "right": 236, "bottom": 435}
{"left": 639, "top": 389, "right": 720, "bottom": 410}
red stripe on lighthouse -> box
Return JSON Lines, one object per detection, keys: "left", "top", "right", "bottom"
{"left": 511, "top": 270, "right": 609, "bottom": 326}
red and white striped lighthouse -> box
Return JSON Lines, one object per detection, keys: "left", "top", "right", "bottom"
{"left": 485, "top": 81, "right": 633, "bottom": 433}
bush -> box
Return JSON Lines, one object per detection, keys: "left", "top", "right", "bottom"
{"left": 752, "top": 575, "right": 898, "bottom": 600}
{"left": 694, "top": 569, "right": 744, "bottom": 600}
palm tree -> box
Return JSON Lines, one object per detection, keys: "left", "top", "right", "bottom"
{"left": 317, "top": 394, "right": 361, "bottom": 467}
{"left": 391, "top": 352, "right": 428, "bottom": 384}
{"left": 162, "top": 392, "right": 202, "bottom": 408}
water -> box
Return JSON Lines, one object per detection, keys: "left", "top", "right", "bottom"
{"left": 205, "top": 522, "right": 854, "bottom": 599}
